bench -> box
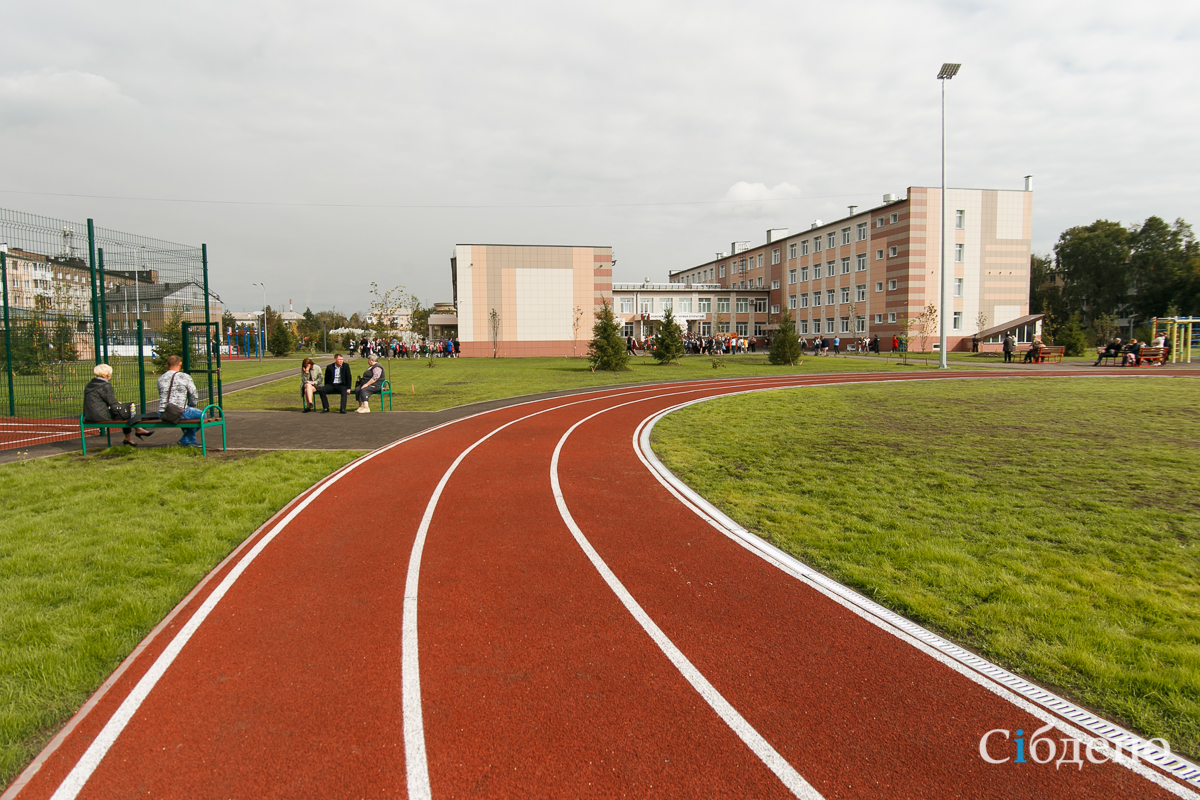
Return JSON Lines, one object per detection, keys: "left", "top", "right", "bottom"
{"left": 1023, "top": 345, "right": 1065, "bottom": 363}
{"left": 380, "top": 380, "right": 393, "bottom": 411}
{"left": 1136, "top": 346, "right": 1166, "bottom": 366}
{"left": 1095, "top": 347, "right": 1122, "bottom": 366}
{"left": 79, "top": 404, "right": 227, "bottom": 455}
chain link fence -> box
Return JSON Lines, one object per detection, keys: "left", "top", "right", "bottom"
{"left": 1, "top": 208, "right": 217, "bottom": 450}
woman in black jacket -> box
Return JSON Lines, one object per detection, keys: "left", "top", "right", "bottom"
{"left": 83, "top": 364, "right": 150, "bottom": 446}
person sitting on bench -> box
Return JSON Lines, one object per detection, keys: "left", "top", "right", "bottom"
{"left": 317, "top": 353, "right": 353, "bottom": 413}
{"left": 1094, "top": 337, "right": 1122, "bottom": 366}
{"left": 157, "top": 356, "right": 204, "bottom": 447}
{"left": 354, "top": 355, "right": 385, "bottom": 414}
{"left": 83, "top": 364, "right": 151, "bottom": 446}
{"left": 1023, "top": 337, "right": 1045, "bottom": 363}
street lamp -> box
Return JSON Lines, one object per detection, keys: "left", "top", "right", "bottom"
{"left": 937, "top": 62, "right": 960, "bottom": 370}
{"left": 252, "top": 282, "right": 266, "bottom": 361}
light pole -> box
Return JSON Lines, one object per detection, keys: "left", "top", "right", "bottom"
{"left": 937, "top": 62, "right": 960, "bottom": 370}
{"left": 252, "top": 282, "right": 266, "bottom": 361}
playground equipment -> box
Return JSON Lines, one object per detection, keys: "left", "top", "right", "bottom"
{"left": 224, "top": 327, "right": 259, "bottom": 359}
{"left": 1150, "top": 317, "right": 1198, "bottom": 364}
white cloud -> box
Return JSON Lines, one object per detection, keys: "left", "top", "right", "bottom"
{"left": 0, "top": 71, "right": 135, "bottom": 125}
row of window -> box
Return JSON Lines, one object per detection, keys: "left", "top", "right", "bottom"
{"left": 786, "top": 285, "right": 869, "bottom": 309}
{"left": 619, "top": 297, "right": 769, "bottom": 314}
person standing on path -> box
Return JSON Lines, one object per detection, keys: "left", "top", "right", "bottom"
{"left": 833, "top": 336, "right": 841, "bottom": 356}
{"left": 1003, "top": 333, "right": 1016, "bottom": 363}
{"left": 157, "top": 355, "right": 204, "bottom": 447}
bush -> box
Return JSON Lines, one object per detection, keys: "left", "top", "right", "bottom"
{"left": 769, "top": 310, "right": 803, "bottom": 366}
{"left": 151, "top": 309, "right": 185, "bottom": 374}
{"left": 268, "top": 319, "right": 297, "bottom": 357}
{"left": 587, "top": 302, "right": 629, "bottom": 372}
{"left": 1056, "top": 313, "right": 1088, "bottom": 357}
{"left": 651, "top": 308, "right": 685, "bottom": 364}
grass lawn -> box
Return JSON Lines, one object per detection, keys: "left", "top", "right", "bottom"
{"left": 0, "top": 447, "right": 364, "bottom": 786}
{"left": 651, "top": 376, "right": 1200, "bottom": 758}
{"left": 223, "top": 354, "right": 935, "bottom": 412}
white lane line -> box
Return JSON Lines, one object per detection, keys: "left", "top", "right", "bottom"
{"left": 549, "top": 392, "right": 825, "bottom": 800}
{"left": 631, "top": 380, "right": 1200, "bottom": 800}
{"left": 401, "top": 375, "right": 811, "bottom": 800}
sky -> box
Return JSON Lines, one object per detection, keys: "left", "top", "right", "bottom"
{"left": 2, "top": 0, "right": 1197, "bottom": 315}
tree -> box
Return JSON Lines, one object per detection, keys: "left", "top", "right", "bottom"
{"left": 768, "top": 310, "right": 802, "bottom": 366}
{"left": 1054, "top": 220, "right": 1131, "bottom": 322}
{"left": 571, "top": 305, "right": 584, "bottom": 357}
{"left": 408, "top": 301, "right": 431, "bottom": 341}
{"left": 369, "top": 282, "right": 416, "bottom": 380}
{"left": 268, "top": 317, "right": 296, "bottom": 357}
{"left": 652, "top": 307, "right": 685, "bottom": 364}
{"left": 51, "top": 314, "right": 78, "bottom": 362}
{"left": 152, "top": 308, "right": 185, "bottom": 373}
{"left": 588, "top": 301, "right": 629, "bottom": 372}
{"left": 916, "top": 302, "right": 938, "bottom": 357}
{"left": 488, "top": 307, "right": 501, "bottom": 358}
{"left": 1129, "top": 216, "right": 1197, "bottom": 318}
{"left": 1055, "top": 312, "right": 1087, "bottom": 356}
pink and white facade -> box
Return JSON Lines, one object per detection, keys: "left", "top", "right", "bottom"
{"left": 452, "top": 244, "right": 613, "bottom": 358}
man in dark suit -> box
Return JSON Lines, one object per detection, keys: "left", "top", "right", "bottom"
{"left": 317, "top": 354, "right": 354, "bottom": 413}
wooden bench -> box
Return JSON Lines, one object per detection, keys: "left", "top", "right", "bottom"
{"left": 79, "top": 404, "right": 227, "bottom": 455}
{"left": 1024, "top": 345, "right": 1065, "bottom": 363}
{"left": 1095, "top": 347, "right": 1123, "bottom": 366}
{"left": 1136, "top": 346, "right": 1166, "bottom": 366}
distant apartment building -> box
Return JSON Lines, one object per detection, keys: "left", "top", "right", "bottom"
{"left": 451, "top": 244, "right": 612, "bottom": 357}
{"left": 668, "top": 181, "right": 1037, "bottom": 349}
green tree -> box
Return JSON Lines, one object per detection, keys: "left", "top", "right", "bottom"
{"left": 587, "top": 301, "right": 629, "bottom": 372}
{"left": 268, "top": 317, "right": 296, "bottom": 357}
{"left": 1055, "top": 312, "right": 1087, "bottom": 356}
{"left": 1129, "top": 217, "right": 1197, "bottom": 318}
{"left": 11, "top": 315, "right": 48, "bottom": 375}
{"left": 652, "top": 307, "right": 685, "bottom": 364}
{"left": 768, "top": 310, "right": 803, "bottom": 366}
{"left": 1054, "top": 220, "right": 1131, "bottom": 321}
{"left": 51, "top": 314, "right": 78, "bottom": 362}
{"left": 152, "top": 308, "right": 185, "bottom": 374}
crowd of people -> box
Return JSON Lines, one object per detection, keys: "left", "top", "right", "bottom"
{"left": 1093, "top": 333, "right": 1170, "bottom": 367}
{"left": 623, "top": 333, "right": 884, "bottom": 357}
{"left": 349, "top": 336, "right": 460, "bottom": 359}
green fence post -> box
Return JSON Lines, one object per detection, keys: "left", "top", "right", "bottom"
{"left": 202, "top": 243, "right": 214, "bottom": 405}
{"left": 137, "top": 318, "right": 146, "bottom": 410}
{"left": 2, "top": 251, "right": 15, "bottom": 417}
{"left": 98, "top": 247, "right": 110, "bottom": 363}
{"left": 86, "top": 219, "right": 102, "bottom": 365}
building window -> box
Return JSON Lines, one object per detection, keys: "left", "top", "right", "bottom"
{"left": 772, "top": 248, "right": 781, "bottom": 265}
{"left": 813, "top": 264, "right": 822, "bottom": 279}
{"left": 888, "top": 279, "right": 898, "bottom": 291}
{"left": 826, "top": 289, "right": 836, "bottom": 305}
{"left": 855, "top": 284, "right": 866, "bottom": 302}
{"left": 770, "top": 304, "right": 780, "bottom": 314}
{"left": 855, "top": 316, "right": 866, "bottom": 333}
{"left": 826, "top": 317, "right": 835, "bottom": 333}
{"left": 841, "top": 258, "right": 851, "bottom": 274}
{"left": 756, "top": 277, "right": 763, "bottom": 287}
{"left": 719, "top": 264, "right": 726, "bottom": 278}
{"left": 857, "top": 222, "right": 868, "bottom": 241}
{"left": 756, "top": 254, "right": 763, "bottom": 268}
{"left": 875, "top": 281, "right": 883, "bottom": 292}
{"left": 701, "top": 321, "right": 712, "bottom": 335}
{"left": 736, "top": 297, "right": 749, "bottom": 313}
{"left": 801, "top": 240, "right": 809, "bottom": 256}
{"left": 754, "top": 322, "right": 765, "bottom": 336}
{"left": 678, "top": 297, "right": 693, "bottom": 313}
{"left": 954, "top": 278, "right": 964, "bottom": 297}
{"left": 827, "top": 232, "right": 836, "bottom": 249}
{"left": 813, "top": 236, "right": 822, "bottom": 253}
{"left": 889, "top": 246, "right": 898, "bottom": 257}
{"left": 800, "top": 266, "right": 809, "bottom": 281}
{"left": 736, "top": 322, "right": 748, "bottom": 336}
{"left": 800, "top": 294, "right": 809, "bottom": 308}
{"left": 856, "top": 254, "right": 867, "bottom": 271}
{"left": 876, "top": 216, "right": 886, "bottom": 228}
{"left": 812, "top": 319, "right": 822, "bottom": 333}
{"left": 839, "top": 287, "right": 850, "bottom": 304}
{"left": 788, "top": 243, "right": 797, "bottom": 259}
{"left": 788, "top": 295, "right": 797, "bottom": 309}
{"left": 620, "top": 297, "right": 634, "bottom": 313}
{"left": 955, "top": 209, "right": 965, "bottom": 229}
{"left": 718, "top": 321, "right": 730, "bottom": 333}
{"left": 890, "top": 212, "right": 898, "bottom": 223}
{"left": 888, "top": 312, "right": 897, "bottom": 323}
{"left": 754, "top": 298, "right": 768, "bottom": 313}
{"left": 955, "top": 243, "right": 965, "bottom": 263}
{"left": 788, "top": 269, "right": 797, "bottom": 284}
{"left": 640, "top": 298, "right": 654, "bottom": 313}
{"left": 839, "top": 317, "right": 850, "bottom": 333}
{"left": 953, "top": 311, "right": 963, "bottom": 330}
{"left": 842, "top": 228, "right": 851, "bottom": 245}
{"left": 623, "top": 323, "right": 635, "bottom": 337}
{"left": 812, "top": 292, "right": 821, "bottom": 307}
{"left": 740, "top": 281, "right": 746, "bottom": 289}
{"left": 874, "top": 313, "right": 883, "bottom": 324}
{"left": 771, "top": 279, "right": 780, "bottom": 289}
{"left": 698, "top": 297, "right": 712, "bottom": 312}
{"left": 660, "top": 297, "right": 673, "bottom": 311}
{"left": 799, "top": 320, "right": 809, "bottom": 334}
{"left": 876, "top": 249, "right": 884, "bottom": 260}
{"left": 827, "top": 260, "right": 835, "bottom": 275}
{"left": 740, "top": 258, "right": 747, "bottom": 272}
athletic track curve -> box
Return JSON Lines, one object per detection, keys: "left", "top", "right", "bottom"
{"left": 6, "top": 370, "right": 1199, "bottom": 800}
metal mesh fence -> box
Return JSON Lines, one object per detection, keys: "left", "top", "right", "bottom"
{"left": 1, "top": 208, "right": 216, "bottom": 449}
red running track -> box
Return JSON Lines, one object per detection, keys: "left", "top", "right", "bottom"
{"left": 6, "top": 371, "right": 1199, "bottom": 800}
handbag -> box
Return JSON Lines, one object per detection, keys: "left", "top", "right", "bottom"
{"left": 161, "top": 372, "right": 185, "bottom": 423}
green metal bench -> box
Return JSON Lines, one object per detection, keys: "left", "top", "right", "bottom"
{"left": 79, "top": 404, "right": 227, "bottom": 455}
{"left": 380, "top": 380, "right": 393, "bottom": 411}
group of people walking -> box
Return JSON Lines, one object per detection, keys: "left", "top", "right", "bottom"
{"left": 350, "top": 337, "right": 459, "bottom": 359}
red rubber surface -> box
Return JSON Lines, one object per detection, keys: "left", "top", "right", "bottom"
{"left": 7, "top": 372, "right": 1196, "bottom": 800}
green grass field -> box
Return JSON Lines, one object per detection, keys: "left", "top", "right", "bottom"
{"left": 0, "top": 447, "right": 364, "bottom": 786}
{"left": 223, "top": 354, "right": 935, "bottom": 412}
{"left": 651, "top": 376, "right": 1200, "bottom": 758}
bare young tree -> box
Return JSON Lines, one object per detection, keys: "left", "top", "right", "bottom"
{"left": 488, "top": 307, "right": 501, "bottom": 359}
{"left": 369, "top": 282, "right": 416, "bottom": 383}
{"left": 917, "top": 302, "right": 939, "bottom": 363}
{"left": 571, "top": 304, "right": 584, "bottom": 358}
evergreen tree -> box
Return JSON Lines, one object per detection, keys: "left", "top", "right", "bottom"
{"left": 268, "top": 317, "right": 296, "bottom": 357}
{"left": 1055, "top": 312, "right": 1087, "bottom": 357}
{"left": 152, "top": 308, "right": 185, "bottom": 373}
{"left": 587, "top": 301, "right": 629, "bottom": 372}
{"left": 768, "top": 310, "right": 803, "bottom": 365}
{"left": 652, "top": 307, "right": 684, "bottom": 364}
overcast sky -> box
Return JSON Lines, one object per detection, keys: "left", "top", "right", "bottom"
{"left": 2, "top": 0, "right": 1197, "bottom": 314}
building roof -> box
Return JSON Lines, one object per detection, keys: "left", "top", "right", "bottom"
{"left": 976, "top": 314, "right": 1044, "bottom": 339}
{"left": 428, "top": 314, "right": 458, "bottom": 325}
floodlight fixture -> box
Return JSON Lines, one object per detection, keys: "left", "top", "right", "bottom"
{"left": 938, "top": 63, "right": 960, "bottom": 80}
